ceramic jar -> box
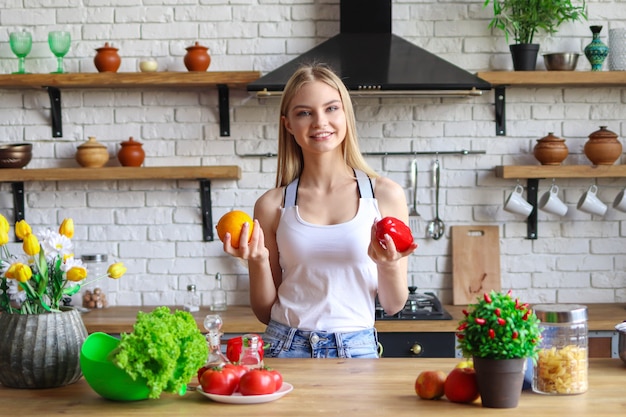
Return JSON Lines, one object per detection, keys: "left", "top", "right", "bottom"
{"left": 117, "top": 136, "right": 145, "bottom": 167}
{"left": 584, "top": 26, "right": 609, "bottom": 71}
{"left": 584, "top": 126, "right": 622, "bottom": 165}
{"left": 534, "top": 132, "right": 569, "bottom": 165}
{"left": 94, "top": 43, "right": 121, "bottom": 73}
{"left": 76, "top": 137, "right": 109, "bottom": 168}
{"left": 184, "top": 42, "right": 211, "bottom": 72}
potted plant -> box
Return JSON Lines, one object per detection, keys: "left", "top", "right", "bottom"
{"left": 483, "top": 0, "right": 587, "bottom": 70}
{"left": 456, "top": 290, "right": 542, "bottom": 408}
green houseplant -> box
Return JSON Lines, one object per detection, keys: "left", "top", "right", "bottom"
{"left": 483, "top": 0, "right": 587, "bottom": 70}
{"left": 456, "top": 290, "right": 542, "bottom": 408}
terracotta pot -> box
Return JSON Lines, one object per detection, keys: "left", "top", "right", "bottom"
{"left": 76, "top": 136, "right": 109, "bottom": 168}
{"left": 533, "top": 132, "right": 569, "bottom": 165}
{"left": 117, "top": 136, "right": 145, "bottom": 167}
{"left": 94, "top": 42, "right": 121, "bottom": 73}
{"left": 184, "top": 42, "right": 211, "bottom": 72}
{"left": 0, "top": 308, "right": 87, "bottom": 388}
{"left": 584, "top": 126, "right": 623, "bottom": 165}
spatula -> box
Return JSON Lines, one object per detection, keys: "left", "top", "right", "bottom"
{"left": 409, "top": 158, "right": 421, "bottom": 238}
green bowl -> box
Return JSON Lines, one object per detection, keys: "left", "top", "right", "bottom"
{"left": 80, "top": 332, "right": 151, "bottom": 401}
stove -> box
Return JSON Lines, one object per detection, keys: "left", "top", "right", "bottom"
{"left": 375, "top": 288, "right": 452, "bottom": 320}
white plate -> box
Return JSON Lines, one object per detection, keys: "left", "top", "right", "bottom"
{"left": 197, "top": 382, "right": 293, "bottom": 404}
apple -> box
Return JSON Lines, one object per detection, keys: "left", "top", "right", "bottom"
{"left": 415, "top": 370, "right": 446, "bottom": 400}
{"left": 444, "top": 367, "right": 480, "bottom": 403}
{"left": 455, "top": 359, "right": 474, "bottom": 369}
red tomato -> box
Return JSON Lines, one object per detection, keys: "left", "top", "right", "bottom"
{"left": 238, "top": 369, "right": 276, "bottom": 396}
{"left": 224, "top": 363, "right": 248, "bottom": 380}
{"left": 267, "top": 368, "right": 283, "bottom": 391}
{"left": 375, "top": 216, "right": 414, "bottom": 252}
{"left": 197, "top": 365, "right": 209, "bottom": 381}
{"left": 199, "top": 367, "right": 239, "bottom": 395}
{"left": 226, "top": 335, "right": 266, "bottom": 363}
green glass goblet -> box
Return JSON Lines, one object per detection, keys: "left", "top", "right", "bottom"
{"left": 48, "top": 31, "right": 71, "bottom": 73}
{"left": 9, "top": 31, "right": 33, "bottom": 74}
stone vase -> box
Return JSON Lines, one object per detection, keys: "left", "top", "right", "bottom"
{"left": 473, "top": 357, "right": 526, "bottom": 408}
{"left": 0, "top": 308, "right": 88, "bottom": 388}
{"left": 584, "top": 26, "right": 609, "bottom": 71}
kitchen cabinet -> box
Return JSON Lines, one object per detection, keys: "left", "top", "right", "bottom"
{"left": 0, "top": 71, "right": 261, "bottom": 137}
{"left": 0, "top": 166, "right": 241, "bottom": 241}
{"left": 476, "top": 71, "right": 626, "bottom": 136}
{"left": 378, "top": 332, "right": 456, "bottom": 358}
{"left": 495, "top": 165, "right": 626, "bottom": 239}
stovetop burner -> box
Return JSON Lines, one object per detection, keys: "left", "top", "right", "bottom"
{"left": 375, "top": 288, "right": 452, "bottom": 320}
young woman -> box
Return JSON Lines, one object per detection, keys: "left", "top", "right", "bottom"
{"left": 222, "top": 64, "right": 417, "bottom": 358}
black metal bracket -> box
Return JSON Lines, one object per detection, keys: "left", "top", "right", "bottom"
{"left": 199, "top": 179, "right": 214, "bottom": 241}
{"left": 46, "top": 87, "right": 63, "bottom": 138}
{"left": 11, "top": 182, "right": 25, "bottom": 242}
{"left": 526, "top": 178, "right": 539, "bottom": 240}
{"left": 495, "top": 86, "right": 506, "bottom": 136}
{"left": 217, "top": 84, "right": 230, "bottom": 137}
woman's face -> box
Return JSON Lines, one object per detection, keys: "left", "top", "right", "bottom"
{"left": 282, "top": 80, "right": 347, "bottom": 156}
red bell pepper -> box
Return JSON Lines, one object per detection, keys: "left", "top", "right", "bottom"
{"left": 226, "top": 334, "right": 267, "bottom": 364}
{"left": 375, "top": 217, "right": 414, "bottom": 252}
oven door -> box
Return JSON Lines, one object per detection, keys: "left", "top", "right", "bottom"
{"left": 378, "top": 332, "right": 456, "bottom": 358}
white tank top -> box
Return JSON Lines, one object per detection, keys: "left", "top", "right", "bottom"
{"left": 271, "top": 170, "right": 381, "bottom": 332}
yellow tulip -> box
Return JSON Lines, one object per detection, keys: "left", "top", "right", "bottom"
{"left": 66, "top": 266, "right": 87, "bottom": 282}
{"left": 22, "top": 233, "right": 40, "bottom": 256}
{"left": 13, "top": 263, "right": 32, "bottom": 283}
{"left": 5, "top": 263, "right": 17, "bottom": 279}
{"left": 59, "top": 218, "right": 74, "bottom": 238}
{"left": 107, "top": 262, "right": 127, "bottom": 279}
{"left": 0, "top": 214, "right": 9, "bottom": 234}
{"left": 15, "top": 219, "right": 32, "bottom": 240}
{"left": 0, "top": 230, "right": 8, "bottom": 246}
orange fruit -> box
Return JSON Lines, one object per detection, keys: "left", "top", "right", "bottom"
{"left": 216, "top": 210, "right": 254, "bottom": 248}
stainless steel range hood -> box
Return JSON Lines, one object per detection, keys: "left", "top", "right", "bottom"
{"left": 247, "top": 0, "right": 491, "bottom": 97}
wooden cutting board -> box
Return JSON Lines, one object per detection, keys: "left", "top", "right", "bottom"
{"left": 452, "top": 225, "right": 501, "bottom": 305}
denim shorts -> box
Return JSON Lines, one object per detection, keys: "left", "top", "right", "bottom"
{"left": 262, "top": 320, "right": 380, "bottom": 359}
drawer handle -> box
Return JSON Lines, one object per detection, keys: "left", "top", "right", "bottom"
{"left": 410, "top": 343, "right": 422, "bottom": 355}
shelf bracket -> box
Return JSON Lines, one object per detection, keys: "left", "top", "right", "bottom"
{"left": 495, "top": 86, "right": 506, "bottom": 136}
{"left": 199, "top": 179, "right": 214, "bottom": 242}
{"left": 11, "top": 182, "right": 25, "bottom": 242}
{"left": 217, "top": 84, "right": 230, "bottom": 137}
{"left": 46, "top": 87, "right": 63, "bottom": 138}
{"left": 526, "top": 178, "right": 539, "bottom": 240}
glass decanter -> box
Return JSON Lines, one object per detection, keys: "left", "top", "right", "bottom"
{"left": 203, "top": 314, "right": 230, "bottom": 368}
{"left": 239, "top": 333, "right": 263, "bottom": 370}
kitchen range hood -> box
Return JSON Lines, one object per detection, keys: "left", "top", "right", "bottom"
{"left": 247, "top": 0, "right": 491, "bottom": 97}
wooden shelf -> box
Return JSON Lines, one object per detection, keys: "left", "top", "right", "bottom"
{"left": 495, "top": 164, "right": 626, "bottom": 179}
{"left": 0, "top": 166, "right": 242, "bottom": 242}
{"left": 476, "top": 71, "right": 626, "bottom": 136}
{"left": 0, "top": 71, "right": 262, "bottom": 138}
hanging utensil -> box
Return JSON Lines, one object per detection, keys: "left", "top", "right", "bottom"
{"left": 408, "top": 158, "right": 421, "bottom": 237}
{"left": 426, "top": 159, "right": 445, "bottom": 240}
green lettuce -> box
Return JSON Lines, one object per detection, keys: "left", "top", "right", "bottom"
{"left": 111, "top": 306, "right": 208, "bottom": 399}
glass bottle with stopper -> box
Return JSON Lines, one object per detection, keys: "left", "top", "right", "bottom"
{"left": 239, "top": 333, "right": 263, "bottom": 370}
{"left": 203, "top": 314, "right": 230, "bottom": 368}
{"left": 211, "top": 272, "right": 227, "bottom": 311}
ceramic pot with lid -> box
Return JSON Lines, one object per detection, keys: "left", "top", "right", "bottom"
{"left": 534, "top": 132, "right": 569, "bottom": 165}
{"left": 94, "top": 43, "right": 121, "bottom": 73}
{"left": 184, "top": 42, "right": 211, "bottom": 72}
{"left": 117, "top": 136, "right": 145, "bottom": 167}
{"left": 584, "top": 126, "right": 622, "bottom": 165}
{"left": 76, "top": 137, "right": 109, "bottom": 168}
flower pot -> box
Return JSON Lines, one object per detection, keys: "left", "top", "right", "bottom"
{"left": 510, "top": 44, "right": 539, "bottom": 71}
{"left": 584, "top": 126, "right": 622, "bottom": 165}
{"left": 534, "top": 132, "right": 568, "bottom": 165}
{"left": 473, "top": 357, "right": 526, "bottom": 408}
{"left": 184, "top": 42, "right": 211, "bottom": 72}
{"left": 0, "top": 308, "right": 88, "bottom": 388}
{"left": 94, "top": 42, "right": 121, "bottom": 73}
{"left": 117, "top": 136, "right": 145, "bottom": 167}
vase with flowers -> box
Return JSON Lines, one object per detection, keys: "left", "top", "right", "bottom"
{"left": 0, "top": 214, "right": 127, "bottom": 389}
{"left": 456, "top": 290, "right": 542, "bottom": 408}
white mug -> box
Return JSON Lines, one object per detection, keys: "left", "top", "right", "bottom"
{"left": 539, "top": 184, "right": 568, "bottom": 216}
{"left": 577, "top": 184, "right": 608, "bottom": 216}
{"left": 504, "top": 184, "right": 533, "bottom": 217}
{"left": 613, "top": 187, "right": 626, "bottom": 213}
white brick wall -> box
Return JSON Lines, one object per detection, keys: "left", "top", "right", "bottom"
{"left": 0, "top": 1, "right": 625, "bottom": 308}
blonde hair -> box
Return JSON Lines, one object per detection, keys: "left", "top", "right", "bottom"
{"left": 275, "top": 64, "right": 378, "bottom": 187}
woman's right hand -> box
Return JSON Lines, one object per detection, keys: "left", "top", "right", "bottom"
{"left": 222, "top": 219, "right": 269, "bottom": 262}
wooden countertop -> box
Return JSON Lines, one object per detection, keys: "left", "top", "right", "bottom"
{"left": 2, "top": 358, "right": 625, "bottom": 416}
{"left": 81, "top": 303, "right": 626, "bottom": 334}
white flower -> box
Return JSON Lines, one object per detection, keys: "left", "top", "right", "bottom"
{"left": 7, "top": 279, "right": 26, "bottom": 304}
{"left": 39, "top": 230, "right": 73, "bottom": 261}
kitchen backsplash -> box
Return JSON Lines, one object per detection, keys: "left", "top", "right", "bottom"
{"left": 0, "top": 1, "right": 624, "bottom": 307}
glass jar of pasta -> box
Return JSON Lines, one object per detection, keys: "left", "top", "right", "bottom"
{"left": 532, "top": 304, "right": 588, "bottom": 395}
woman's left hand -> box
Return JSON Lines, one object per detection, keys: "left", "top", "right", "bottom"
{"left": 367, "top": 221, "right": 417, "bottom": 264}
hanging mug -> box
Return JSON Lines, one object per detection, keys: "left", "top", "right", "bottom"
{"left": 539, "top": 184, "right": 568, "bottom": 216}
{"left": 504, "top": 184, "right": 533, "bottom": 217}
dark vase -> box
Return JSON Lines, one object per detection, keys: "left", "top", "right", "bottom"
{"left": 473, "top": 357, "right": 526, "bottom": 408}
{"left": 584, "top": 25, "right": 609, "bottom": 71}
{"left": 509, "top": 44, "right": 539, "bottom": 71}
